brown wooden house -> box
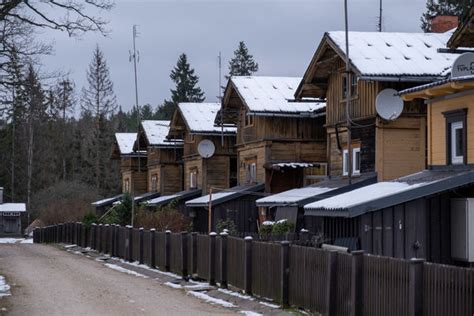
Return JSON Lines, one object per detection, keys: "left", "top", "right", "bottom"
{"left": 135, "top": 120, "right": 183, "bottom": 195}
{"left": 295, "top": 31, "right": 458, "bottom": 181}
{"left": 168, "top": 103, "right": 237, "bottom": 195}
{"left": 220, "top": 76, "right": 327, "bottom": 194}
{"left": 111, "top": 132, "right": 147, "bottom": 195}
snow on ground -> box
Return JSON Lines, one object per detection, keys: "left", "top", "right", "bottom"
{"left": 218, "top": 288, "right": 254, "bottom": 301}
{"left": 104, "top": 263, "right": 149, "bottom": 278}
{"left": 0, "top": 238, "right": 33, "bottom": 244}
{"left": 64, "top": 244, "right": 77, "bottom": 249}
{"left": 259, "top": 301, "right": 280, "bottom": 309}
{"left": 164, "top": 282, "right": 182, "bottom": 289}
{"left": 187, "top": 291, "right": 237, "bottom": 308}
{"left": 0, "top": 276, "right": 11, "bottom": 298}
{"left": 240, "top": 311, "right": 263, "bottom": 316}
{"left": 20, "top": 239, "right": 33, "bottom": 244}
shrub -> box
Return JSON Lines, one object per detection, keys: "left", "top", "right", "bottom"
{"left": 135, "top": 200, "right": 191, "bottom": 232}
{"left": 216, "top": 219, "right": 237, "bottom": 235}
{"left": 272, "top": 219, "right": 295, "bottom": 234}
{"left": 259, "top": 220, "right": 274, "bottom": 236}
{"left": 82, "top": 212, "right": 98, "bottom": 227}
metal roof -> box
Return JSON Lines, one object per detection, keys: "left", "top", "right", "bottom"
{"left": 146, "top": 189, "right": 202, "bottom": 207}
{"left": 186, "top": 183, "right": 265, "bottom": 208}
{"left": 399, "top": 75, "right": 474, "bottom": 96}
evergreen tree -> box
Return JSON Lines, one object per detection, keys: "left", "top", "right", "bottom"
{"left": 421, "top": 0, "right": 472, "bottom": 32}
{"left": 226, "top": 41, "right": 259, "bottom": 80}
{"left": 160, "top": 53, "right": 205, "bottom": 119}
{"left": 81, "top": 45, "right": 117, "bottom": 191}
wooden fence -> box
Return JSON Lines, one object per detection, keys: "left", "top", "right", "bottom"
{"left": 34, "top": 223, "right": 474, "bottom": 316}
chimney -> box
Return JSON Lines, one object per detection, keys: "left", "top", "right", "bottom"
{"left": 430, "top": 15, "right": 459, "bottom": 33}
{"left": 0, "top": 187, "right": 3, "bottom": 204}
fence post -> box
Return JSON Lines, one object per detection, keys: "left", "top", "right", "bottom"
{"left": 62, "top": 223, "right": 66, "bottom": 243}
{"left": 191, "top": 232, "right": 198, "bottom": 277}
{"left": 165, "top": 230, "right": 171, "bottom": 271}
{"left": 99, "top": 224, "right": 104, "bottom": 253}
{"left": 209, "top": 232, "right": 217, "bottom": 286}
{"left": 244, "top": 236, "right": 253, "bottom": 295}
{"left": 280, "top": 241, "right": 290, "bottom": 307}
{"left": 220, "top": 232, "right": 228, "bottom": 289}
{"left": 350, "top": 250, "right": 364, "bottom": 316}
{"left": 127, "top": 225, "right": 133, "bottom": 262}
{"left": 139, "top": 228, "right": 144, "bottom": 265}
{"left": 150, "top": 228, "right": 156, "bottom": 268}
{"left": 181, "top": 231, "right": 189, "bottom": 279}
{"left": 325, "top": 251, "right": 338, "bottom": 316}
{"left": 114, "top": 225, "right": 120, "bottom": 257}
{"left": 105, "top": 224, "right": 111, "bottom": 254}
{"left": 409, "top": 258, "right": 425, "bottom": 316}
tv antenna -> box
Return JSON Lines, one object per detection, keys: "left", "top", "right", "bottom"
{"left": 218, "top": 52, "right": 224, "bottom": 147}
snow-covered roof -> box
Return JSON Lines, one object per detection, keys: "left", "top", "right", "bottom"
{"left": 328, "top": 31, "right": 458, "bottom": 78}
{"left": 230, "top": 76, "right": 326, "bottom": 115}
{"left": 256, "top": 187, "right": 336, "bottom": 207}
{"left": 0, "top": 203, "right": 26, "bottom": 212}
{"left": 304, "top": 169, "right": 474, "bottom": 217}
{"left": 115, "top": 133, "right": 137, "bottom": 155}
{"left": 178, "top": 103, "right": 236, "bottom": 135}
{"left": 141, "top": 120, "right": 172, "bottom": 146}
{"left": 186, "top": 184, "right": 265, "bottom": 208}
{"left": 146, "top": 189, "right": 202, "bottom": 207}
{"left": 91, "top": 195, "right": 123, "bottom": 207}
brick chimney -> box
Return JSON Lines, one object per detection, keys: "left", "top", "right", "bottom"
{"left": 430, "top": 15, "right": 459, "bottom": 33}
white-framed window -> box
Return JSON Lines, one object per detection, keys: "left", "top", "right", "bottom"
{"left": 451, "top": 121, "right": 464, "bottom": 165}
{"left": 353, "top": 147, "right": 361, "bottom": 175}
{"left": 151, "top": 174, "right": 158, "bottom": 192}
{"left": 343, "top": 147, "right": 361, "bottom": 176}
{"left": 246, "top": 161, "right": 257, "bottom": 183}
{"left": 342, "top": 149, "right": 350, "bottom": 176}
{"left": 124, "top": 178, "right": 130, "bottom": 193}
{"left": 244, "top": 112, "right": 254, "bottom": 127}
{"left": 189, "top": 169, "right": 198, "bottom": 188}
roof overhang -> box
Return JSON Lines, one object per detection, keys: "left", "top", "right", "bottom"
{"left": 400, "top": 76, "right": 474, "bottom": 101}
{"left": 146, "top": 189, "right": 202, "bottom": 207}
{"left": 186, "top": 183, "right": 265, "bottom": 208}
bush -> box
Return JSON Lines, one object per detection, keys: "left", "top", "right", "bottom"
{"left": 82, "top": 212, "right": 98, "bottom": 227}
{"left": 216, "top": 219, "right": 237, "bottom": 235}
{"left": 259, "top": 221, "right": 274, "bottom": 236}
{"left": 272, "top": 219, "right": 295, "bottom": 234}
{"left": 135, "top": 200, "right": 191, "bottom": 232}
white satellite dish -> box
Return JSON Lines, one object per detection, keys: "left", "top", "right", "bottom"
{"left": 197, "top": 139, "right": 215, "bottom": 158}
{"left": 375, "top": 88, "right": 404, "bottom": 121}
{"left": 451, "top": 52, "right": 474, "bottom": 79}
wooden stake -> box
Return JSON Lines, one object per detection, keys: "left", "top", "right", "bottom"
{"left": 208, "top": 186, "right": 213, "bottom": 233}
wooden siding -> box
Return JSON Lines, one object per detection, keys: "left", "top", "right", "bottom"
{"left": 238, "top": 143, "right": 267, "bottom": 185}
{"left": 376, "top": 116, "right": 426, "bottom": 181}
{"left": 184, "top": 158, "right": 202, "bottom": 191}
{"left": 147, "top": 165, "right": 160, "bottom": 192}
{"left": 429, "top": 94, "right": 474, "bottom": 166}
{"left": 122, "top": 170, "right": 147, "bottom": 195}
{"left": 161, "top": 164, "right": 182, "bottom": 195}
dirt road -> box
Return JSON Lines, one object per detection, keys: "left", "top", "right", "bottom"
{"left": 0, "top": 243, "right": 237, "bottom": 316}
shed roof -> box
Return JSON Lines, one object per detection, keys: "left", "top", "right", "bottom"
{"left": 91, "top": 194, "right": 123, "bottom": 208}
{"left": 115, "top": 133, "right": 137, "bottom": 155}
{"left": 228, "top": 76, "right": 326, "bottom": 116}
{"left": 304, "top": 168, "right": 474, "bottom": 218}
{"left": 146, "top": 189, "right": 202, "bottom": 207}
{"left": 0, "top": 203, "right": 26, "bottom": 212}
{"left": 141, "top": 120, "right": 173, "bottom": 146}
{"left": 178, "top": 103, "right": 236, "bottom": 135}
{"left": 185, "top": 183, "right": 265, "bottom": 208}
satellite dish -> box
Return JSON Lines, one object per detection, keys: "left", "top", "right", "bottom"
{"left": 197, "top": 139, "right": 215, "bottom": 158}
{"left": 451, "top": 52, "right": 474, "bottom": 79}
{"left": 375, "top": 88, "right": 403, "bottom": 121}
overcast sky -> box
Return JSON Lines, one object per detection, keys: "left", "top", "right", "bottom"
{"left": 38, "top": 0, "right": 428, "bottom": 112}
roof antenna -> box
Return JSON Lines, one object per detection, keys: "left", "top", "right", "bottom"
{"left": 378, "top": 0, "right": 383, "bottom": 32}
{"left": 218, "top": 51, "right": 224, "bottom": 147}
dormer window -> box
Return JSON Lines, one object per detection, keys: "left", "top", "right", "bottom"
{"left": 443, "top": 109, "right": 467, "bottom": 165}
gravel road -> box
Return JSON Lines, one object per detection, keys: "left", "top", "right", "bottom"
{"left": 0, "top": 243, "right": 237, "bottom": 316}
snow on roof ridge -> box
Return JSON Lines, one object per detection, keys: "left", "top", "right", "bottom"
{"left": 178, "top": 102, "right": 236, "bottom": 134}
{"left": 115, "top": 132, "right": 137, "bottom": 155}
{"left": 141, "top": 120, "right": 172, "bottom": 146}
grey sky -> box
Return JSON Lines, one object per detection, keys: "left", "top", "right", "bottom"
{"left": 38, "top": 0, "right": 428, "bottom": 112}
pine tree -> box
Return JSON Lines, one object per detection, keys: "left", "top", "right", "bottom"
{"left": 226, "top": 41, "right": 259, "bottom": 80}
{"left": 160, "top": 53, "right": 205, "bottom": 119}
{"left": 421, "top": 0, "right": 471, "bottom": 32}
{"left": 81, "top": 45, "right": 117, "bottom": 191}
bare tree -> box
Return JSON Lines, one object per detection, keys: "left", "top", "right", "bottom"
{"left": 0, "top": 0, "right": 114, "bottom": 36}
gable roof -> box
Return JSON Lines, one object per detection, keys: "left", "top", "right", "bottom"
{"left": 177, "top": 103, "right": 236, "bottom": 135}
{"left": 304, "top": 168, "right": 474, "bottom": 218}
{"left": 141, "top": 120, "right": 173, "bottom": 147}
{"left": 296, "top": 30, "right": 459, "bottom": 98}
{"left": 115, "top": 133, "right": 137, "bottom": 155}
{"left": 224, "top": 76, "right": 325, "bottom": 117}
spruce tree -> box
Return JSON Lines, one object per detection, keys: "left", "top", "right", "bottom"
{"left": 81, "top": 45, "right": 117, "bottom": 191}
{"left": 159, "top": 53, "right": 205, "bottom": 119}
{"left": 421, "top": 0, "right": 471, "bottom": 32}
{"left": 226, "top": 41, "right": 259, "bottom": 80}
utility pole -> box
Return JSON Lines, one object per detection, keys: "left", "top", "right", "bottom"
{"left": 130, "top": 24, "right": 140, "bottom": 227}
{"left": 11, "top": 88, "right": 15, "bottom": 202}
{"left": 218, "top": 52, "right": 224, "bottom": 147}
{"left": 378, "top": 0, "right": 383, "bottom": 32}
{"left": 344, "top": 0, "right": 352, "bottom": 185}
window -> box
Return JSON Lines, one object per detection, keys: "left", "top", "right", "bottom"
{"left": 244, "top": 113, "right": 254, "bottom": 127}
{"left": 351, "top": 75, "right": 358, "bottom": 96}
{"left": 443, "top": 109, "right": 467, "bottom": 166}
{"left": 151, "top": 174, "right": 158, "bottom": 192}
{"left": 353, "top": 148, "right": 361, "bottom": 175}
{"left": 245, "top": 161, "right": 257, "bottom": 183}
{"left": 343, "top": 147, "right": 361, "bottom": 176}
{"left": 124, "top": 178, "right": 130, "bottom": 193}
{"left": 451, "top": 121, "right": 464, "bottom": 165}
{"left": 343, "top": 73, "right": 357, "bottom": 99}
{"left": 189, "top": 169, "right": 198, "bottom": 188}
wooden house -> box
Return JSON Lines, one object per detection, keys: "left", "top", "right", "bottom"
{"left": 302, "top": 25, "right": 474, "bottom": 265}
{"left": 220, "top": 76, "right": 327, "bottom": 194}
{"left": 0, "top": 187, "right": 26, "bottom": 237}
{"left": 135, "top": 120, "right": 183, "bottom": 195}
{"left": 295, "top": 31, "right": 458, "bottom": 181}
{"left": 168, "top": 103, "right": 237, "bottom": 195}
{"left": 111, "top": 133, "right": 147, "bottom": 195}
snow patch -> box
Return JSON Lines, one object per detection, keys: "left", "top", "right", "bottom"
{"left": 218, "top": 288, "right": 254, "bottom": 301}
{"left": 164, "top": 282, "right": 182, "bottom": 289}
{"left": 0, "top": 238, "right": 23, "bottom": 244}
{"left": 104, "top": 263, "right": 148, "bottom": 278}
{"left": 64, "top": 244, "right": 77, "bottom": 249}
{"left": 240, "top": 311, "right": 263, "bottom": 316}
{"left": 188, "top": 291, "right": 236, "bottom": 308}
{"left": 20, "top": 238, "right": 33, "bottom": 244}
{"left": 259, "top": 301, "right": 280, "bottom": 309}
{"left": 0, "top": 276, "right": 11, "bottom": 298}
